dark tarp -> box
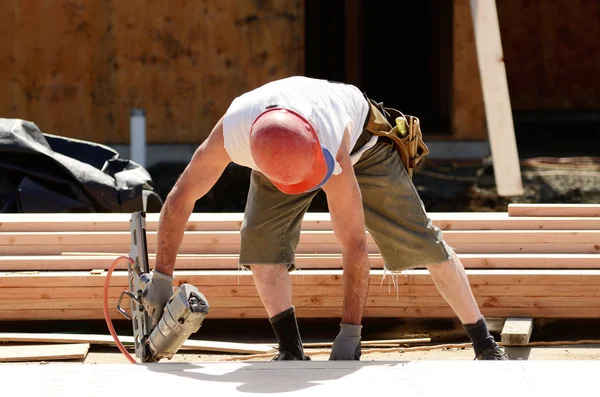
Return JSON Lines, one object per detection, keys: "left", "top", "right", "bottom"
{"left": 0, "top": 118, "right": 163, "bottom": 213}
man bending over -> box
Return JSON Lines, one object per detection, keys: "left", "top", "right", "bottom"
{"left": 141, "top": 76, "right": 509, "bottom": 361}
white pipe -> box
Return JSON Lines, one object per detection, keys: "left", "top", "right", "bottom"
{"left": 130, "top": 108, "right": 146, "bottom": 167}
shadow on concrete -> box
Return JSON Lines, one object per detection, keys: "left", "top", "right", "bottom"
{"left": 143, "top": 361, "right": 401, "bottom": 394}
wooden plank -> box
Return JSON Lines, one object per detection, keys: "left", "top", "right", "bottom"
{"left": 0, "top": 333, "right": 427, "bottom": 350}
{"left": 1, "top": 306, "right": 600, "bottom": 321}
{"left": 0, "top": 360, "right": 596, "bottom": 395}
{"left": 2, "top": 295, "right": 598, "bottom": 311}
{"left": 3, "top": 269, "right": 600, "bottom": 288}
{"left": 508, "top": 204, "right": 600, "bottom": 218}
{"left": 4, "top": 295, "right": 600, "bottom": 312}
{"left": 4, "top": 229, "right": 600, "bottom": 245}
{"left": 2, "top": 267, "right": 600, "bottom": 319}
{"left": 2, "top": 253, "right": 600, "bottom": 271}
{"left": 501, "top": 317, "right": 533, "bottom": 346}
{"left": 469, "top": 0, "right": 523, "bottom": 196}
{"left": 4, "top": 283, "right": 600, "bottom": 300}
{"left": 304, "top": 338, "right": 431, "bottom": 348}
{"left": 4, "top": 241, "right": 600, "bottom": 256}
{"left": 0, "top": 333, "right": 273, "bottom": 354}
{"left": 2, "top": 230, "right": 600, "bottom": 255}
{"left": 452, "top": 0, "right": 486, "bottom": 140}
{"left": 4, "top": 212, "right": 600, "bottom": 232}
{"left": 0, "top": 343, "right": 89, "bottom": 362}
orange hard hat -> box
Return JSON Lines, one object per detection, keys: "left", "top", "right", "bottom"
{"left": 250, "top": 107, "right": 335, "bottom": 195}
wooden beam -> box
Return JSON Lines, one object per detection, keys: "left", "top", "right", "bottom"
{"left": 2, "top": 229, "right": 600, "bottom": 256}
{"left": 501, "top": 317, "right": 534, "bottom": 345}
{"left": 469, "top": 0, "right": 523, "bottom": 196}
{"left": 0, "top": 333, "right": 274, "bottom": 354}
{"left": 3, "top": 269, "right": 600, "bottom": 288}
{"left": 2, "top": 253, "right": 600, "bottom": 271}
{"left": 0, "top": 343, "right": 89, "bottom": 362}
{"left": 2, "top": 269, "right": 600, "bottom": 320}
{"left": 508, "top": 204, "right": 600, "bottom": 217}
{"left": 2, "top": 306, "right": 600, "bottom": 321}
{"left": 4, "top": 212, "right": 600, "bottom": 232}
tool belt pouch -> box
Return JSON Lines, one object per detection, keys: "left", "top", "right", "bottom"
{"left": 364, "top": 99, "right": 430, "bottom": 178}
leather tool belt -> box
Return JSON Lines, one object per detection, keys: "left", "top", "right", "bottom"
{"left": 363, "top": 97, "right": 430, "bottom": 178}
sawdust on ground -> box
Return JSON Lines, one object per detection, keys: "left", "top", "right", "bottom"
{"left": 4, "top": 345, "right": 599, "bottom": 366}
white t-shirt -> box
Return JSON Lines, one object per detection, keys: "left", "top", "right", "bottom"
{"left": 222, "top": 76, "right": 376, "bottom": 175}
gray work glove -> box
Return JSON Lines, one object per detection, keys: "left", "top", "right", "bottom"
{"left": 141, "top": 270, "right": 175, "bottom": 327}
{"left": 329, "top": 323, "right": 362, "bottom": 360}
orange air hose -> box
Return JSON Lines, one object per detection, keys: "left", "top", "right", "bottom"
{"left": 103, "top": 255, "right": 137, "bottom": 364}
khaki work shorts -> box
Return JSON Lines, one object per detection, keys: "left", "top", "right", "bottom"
{"left": 238, "top": 103, "right": 451, "bottom": 273}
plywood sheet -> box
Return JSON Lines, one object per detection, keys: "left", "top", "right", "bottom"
{"left": 0, "top": 0, "right": 305, "bottom": 144}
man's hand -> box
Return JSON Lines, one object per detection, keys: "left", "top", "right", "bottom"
{"left": 141, "top": 270, "right": 175, "bottom": 327}
{"left": 329, "top": 323, "right": 362, "bottom": 360}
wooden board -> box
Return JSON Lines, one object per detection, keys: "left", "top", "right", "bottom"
{"left": 3, "top": 212, "right": 600, "bottom": 232}
{"left": 3, "top": 230, "right": 600, "bottom": 256}
{"left": 508, "top": 204, "right": 600, "bottom": 218}
{"left": 469, "top": 0, "right": 523, "bottom": 196}
{"left": 4, "top": 284, "right": 600, "bottom": 301}
{"left": 0, "top": 361, "right": 596, "bottom": 396}
{"left": 0, "top": 343, "right": 89, "bottom": 362}
{"left": 2, "top": 269, "right": 600, "bottom": 320}
{"left": 3, "top": 269, "right": 600, "bottom": 288}
{"left": 2, "top": 253, "right": 599, "bottom": 271}
{"left": 501, "top": 317, "right": 533, "bottom": 346}
{"left": 0, "top": 333, "right": 273, "bottom": 354}
{"left": 3, "top": 306, "right": 600, "bottom": 321}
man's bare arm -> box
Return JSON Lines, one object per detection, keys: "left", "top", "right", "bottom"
{"left": 322, "top": 130, "right": 371, "bottom": 325}
{"left": 154, "top": 116, "right": 231, "bottom": 276}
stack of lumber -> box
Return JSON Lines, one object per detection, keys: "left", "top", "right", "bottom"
{"left": 1, "top": 204, "right": 599, "bottom": 321}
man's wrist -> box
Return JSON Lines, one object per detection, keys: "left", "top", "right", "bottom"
{"left": 154, "top": 264, "right": 175, "bottom": 278}
{"left": 152, "top": 269, "right": 175, "bottom": 284}
{"left": 338, "top": 323, "right": 362, "bottom": 337}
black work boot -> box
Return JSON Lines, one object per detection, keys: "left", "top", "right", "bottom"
{"left": 463, "top": 317, "right": 510, "bottom": 360}
{"left": 475, "top": 345, "right": 510, "bottom": 360}
{"left": 269, "top": 306, "right": 310, "bottom": 361}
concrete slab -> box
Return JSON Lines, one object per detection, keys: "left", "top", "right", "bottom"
{"left": 1, "top": 360, "right": 595, "bottom": 396}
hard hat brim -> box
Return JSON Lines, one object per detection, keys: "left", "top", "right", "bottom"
{"left": 270, "top": 146, "right": 336, "bottom": 195}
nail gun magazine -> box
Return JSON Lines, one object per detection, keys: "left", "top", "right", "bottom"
{"left": 105, "top": 211, "right": 210, "bottom": 363}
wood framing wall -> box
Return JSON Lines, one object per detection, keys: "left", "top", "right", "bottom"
{"left": 0, "top": 0, "right": 597, "bottom": 144}
{"left": 0, "top": 0, "right": 305, "bottom": 144}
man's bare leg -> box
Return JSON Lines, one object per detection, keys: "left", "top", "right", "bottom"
{"left": 426, "top": 249, "right": 508, "bottom": 359}
{"left": 250, "top": 264, "right": 308, "bottom": 360}
{"left": 251, "top": 264, "right": 292, "bottom": 317}
{"left": 426, "top": 250, "right": 481, "bottom": 324}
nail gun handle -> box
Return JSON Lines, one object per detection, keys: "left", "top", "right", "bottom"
{"left": 116, "top": 290, "right": 140, "bottom": 320}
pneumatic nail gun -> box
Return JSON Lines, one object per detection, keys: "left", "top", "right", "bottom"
{"left": 116, "top": 211, "right": 210, "bottom": 362}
